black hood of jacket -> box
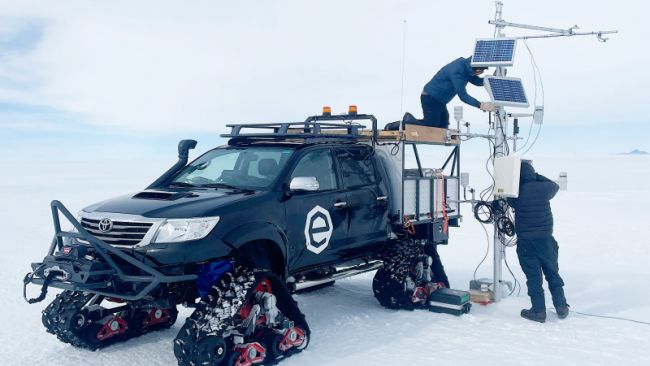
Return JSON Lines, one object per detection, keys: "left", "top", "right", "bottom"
{"left": 520, "top": 162, "right": 536, "bottom": 183}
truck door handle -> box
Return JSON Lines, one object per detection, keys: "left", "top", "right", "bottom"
{"left": 376, "top": 196, "right": 387, "bottom": 201}
{"left": 334, "top": 201, "right": 347, "bottom": 208}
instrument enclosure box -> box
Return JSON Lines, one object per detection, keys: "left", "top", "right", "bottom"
{"left": 493, "top": 156, "right": 521, "bottom": 198}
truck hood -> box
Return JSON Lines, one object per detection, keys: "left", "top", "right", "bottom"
{"left": 83, "top": 189, "right": 257, "bottom": 218}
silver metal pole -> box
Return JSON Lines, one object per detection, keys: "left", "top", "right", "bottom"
{"left": 492, "top": 0, "right": 506, "bottom": 303}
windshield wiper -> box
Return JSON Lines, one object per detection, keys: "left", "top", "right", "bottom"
{"left": 168, "top": 182, "right": 197, "bottom": 188}
{"left": 198, "top": 183, "right": 252, "bottom": 191}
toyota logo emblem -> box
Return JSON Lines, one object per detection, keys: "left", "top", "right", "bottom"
{"left": 98, "top": 218, "right": 113, "bottom": 233}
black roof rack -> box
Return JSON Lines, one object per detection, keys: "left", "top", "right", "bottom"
{"left": 221, "top": 113, "right": 378, "bottom": 145}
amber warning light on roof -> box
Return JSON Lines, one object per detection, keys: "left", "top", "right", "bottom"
{"left": 348, "top": 105, "right": 358, "bottom": 115}
{"left": 322, "top": 106, "right": 332, "bottom": 116}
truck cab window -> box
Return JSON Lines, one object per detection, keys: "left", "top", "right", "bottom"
{"left": 172, "top": 147, "right": 292, "bottom": 189}
{"left": 336, "top": 148, "right": 376, "bottom": 188}
{"left": 290, "top": 150, "right": 338, "bottom": 191}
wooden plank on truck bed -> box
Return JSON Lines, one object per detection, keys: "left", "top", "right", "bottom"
{"left": 288, "top": 125, "right": 460, "bottom": 145}
{"left": 368, "top": 126, "right": 460, "bottom": 145}
{"left": 403, "top": 125, "right": 460, "bottom": 145}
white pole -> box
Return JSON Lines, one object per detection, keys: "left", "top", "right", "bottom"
{"left": 492, "top": 0, "right": 506, "bottom": 303}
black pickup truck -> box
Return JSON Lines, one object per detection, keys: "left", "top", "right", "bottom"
{"left": 24, "top": 112, "right": 461, "bottom": 366}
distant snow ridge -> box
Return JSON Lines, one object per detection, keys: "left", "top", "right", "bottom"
{"left": 619, "top": 149, "right": 648, "bottom": 155}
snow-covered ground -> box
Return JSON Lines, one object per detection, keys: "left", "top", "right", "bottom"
{"left": 1, "top": 154, "right": 649, "bottom": 365}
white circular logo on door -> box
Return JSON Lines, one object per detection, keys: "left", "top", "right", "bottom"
{"left": 304, "top": 205, "right": 333, "bottom": 254}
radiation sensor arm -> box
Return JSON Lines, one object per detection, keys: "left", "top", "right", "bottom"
{"left": 488, "top": 19, "right": 618, "bottom": 42}
{"left": 508, "top": 107, "right": 544, "bottom": 125}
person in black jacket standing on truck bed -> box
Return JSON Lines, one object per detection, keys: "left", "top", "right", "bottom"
{"left": 421, "top": 56, "right": 497, "bottom": 128}
{"left": 507, "top": 161, "right": 569, "bottom": 323}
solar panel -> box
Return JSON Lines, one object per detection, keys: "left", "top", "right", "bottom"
{"left": 484, "top": 76, "right": 529, "bottom": 108}
{"left": 471, "top": 38, "right": 517, "bottom": 67}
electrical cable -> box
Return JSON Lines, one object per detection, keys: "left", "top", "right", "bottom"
{"left": 566, "top": 311, "right": 650, "bottom": 326}
{"left": 471, "top": 126, "right": 497, "bottom": 287}
{"left": 473, "top": 201, "right": 493, "bottom": 224}
{"left": 515, "top": 118, "right": 535, "bottom": 152}
{"left": 494, "top": 200, "right": 520, "bottom": 295}
{"left": 521, "top": 124, "right": 543, "bottom": 156}
{"left": 513, "top": 39, "right": 540, "bottom": 154}
{"left": 376, "top": 139, "right": 401, "bottom": 155}
{"left": 527, "top": 40, "right": 539, "bottom": 107}
{"left": 376, "top": 141, "right": 401, "bottom": 156}
{"left": 491, "top": 199, "right": 506, "bottom": 215}
{"left": 519, "top": 40, "right": 545, "bottom": 156}
{"left": 496, "top": 216, "right": 515, "bottom": 236}
{"left": 526, "top": 40, "right": 545, "bottom": 105}
{"left": 479, "top": 126, "right": 496, "bottom": 203}
{"left": 502, "top": 246, "right": 520, "bottom": 296}
{"left": 473, "top": 222, "right": 491, "bottom": 282}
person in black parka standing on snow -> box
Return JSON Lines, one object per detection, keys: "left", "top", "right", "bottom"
{"left": 507, "top": 161, "right": 569, "bottom": 323}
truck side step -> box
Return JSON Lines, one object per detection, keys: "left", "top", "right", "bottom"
{"left": 290, "top": 260, "right": 383, "bottom": 292}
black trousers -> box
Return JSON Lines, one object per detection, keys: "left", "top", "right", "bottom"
{"left": 516, "top": 236, "right": 567, "bottom": 311}
{"left": 421, "top": 94, "right": 450, "bottom": 129}
{"left": 425, "top": 243, "right": 450, "bottom": 288}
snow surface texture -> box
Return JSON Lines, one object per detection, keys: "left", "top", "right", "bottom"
{"left": 1, "top": 155, "right": 649, "bottom": 365}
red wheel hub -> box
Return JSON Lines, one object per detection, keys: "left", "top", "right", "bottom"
{"left": 143, "top": 308, "right": 172, "bottom": 327}
{"left": 278, "top": 326, "right": 306, "bottom": 352}
{"left": 231, "top": 342, "right": 266, "bottom": 366}
{"left": 96, "top": 316, "right": 128, "bottom": 341}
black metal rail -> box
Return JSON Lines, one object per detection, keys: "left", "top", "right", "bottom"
{"left": 26, "top": 201, "right": 197, "bottom": 301}
{"left": 222, "top": 113, "right": 379, "bottom": 147}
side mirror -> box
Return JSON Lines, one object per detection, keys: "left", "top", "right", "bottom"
{"left": 178, "top": 139, "right": 198, "bottom": 160}
{"left": 289, "top": 177, "right": 320, "bottom": 192}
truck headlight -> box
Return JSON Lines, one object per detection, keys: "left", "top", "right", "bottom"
{"left": 152, "top": 217, "right": 220, "bottom": 243}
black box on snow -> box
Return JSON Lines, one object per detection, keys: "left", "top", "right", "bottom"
{"left": 428, "top": 288, "right": 472, "bottom": 316}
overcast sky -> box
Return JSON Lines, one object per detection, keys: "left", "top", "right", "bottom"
{"left": 0, "top": 0, "right": 648, "bottom": 159}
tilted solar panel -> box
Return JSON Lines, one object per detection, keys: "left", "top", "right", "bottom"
{"left": 471, "top": 38, "right": 517, "bottom": 67}
{"left": 484, "top": 76, "right": 529, "bottom": 108}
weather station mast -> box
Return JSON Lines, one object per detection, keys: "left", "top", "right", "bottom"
{"left": 465, "top": 1, "right": 618, "bottom": 302}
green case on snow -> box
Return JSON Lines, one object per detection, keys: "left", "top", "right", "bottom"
{"left": 428, "top": 288, "right": 472, "bottom": 316}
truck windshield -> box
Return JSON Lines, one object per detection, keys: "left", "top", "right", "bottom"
{"left": 171, "top": 147, "right": 294, "bottom": 190}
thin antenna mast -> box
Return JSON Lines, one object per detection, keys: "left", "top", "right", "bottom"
{"left": 399, "top": 19, "right": 408, "bottom": 117}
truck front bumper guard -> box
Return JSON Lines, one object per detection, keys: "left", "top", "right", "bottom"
{"left": 23, "top": 200, "right": 198, "bottom": 303}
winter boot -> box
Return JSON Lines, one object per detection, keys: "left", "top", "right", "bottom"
{"left": 521, "top": 308, "right": 547, "bottom": 323}
{"left": 556, "top": 305, "right": 570, "bottom": 319}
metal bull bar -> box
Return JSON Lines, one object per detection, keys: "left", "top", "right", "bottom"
{"left": 23, "top": 200, "right": 197, "bottom": 303}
